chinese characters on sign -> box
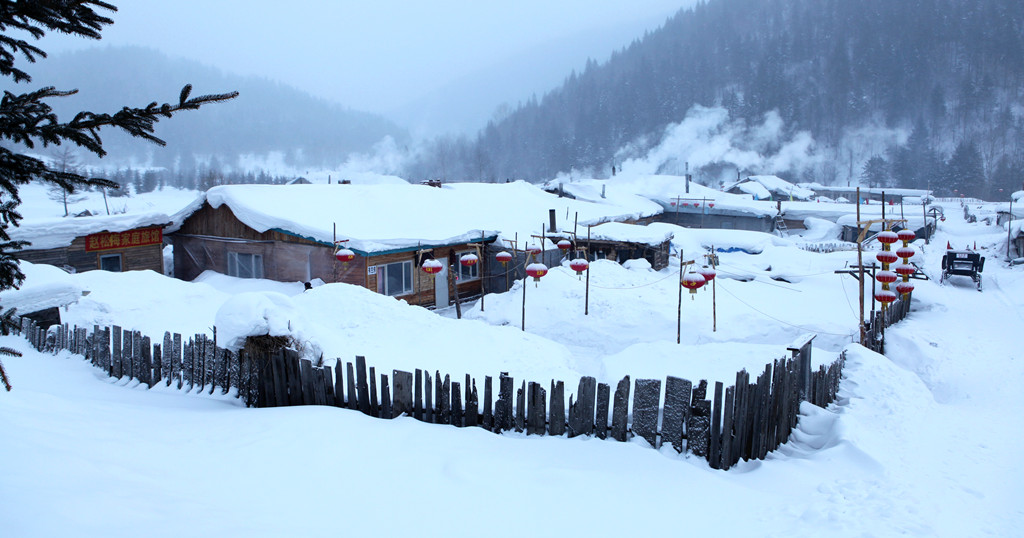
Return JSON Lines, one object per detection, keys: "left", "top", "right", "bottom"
{"left": 85, "top": 227, "right": 163, "bottom": 252}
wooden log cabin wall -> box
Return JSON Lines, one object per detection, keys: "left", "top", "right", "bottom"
{"left": 173, "top": 202, "right": 491, "bottom": 308}
{"left": 15, "top": 225, "right": 165, "bottom": 274}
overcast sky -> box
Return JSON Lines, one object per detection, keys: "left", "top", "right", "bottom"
{"left": 39, "top": 1, "right": 690, "bottom": 126}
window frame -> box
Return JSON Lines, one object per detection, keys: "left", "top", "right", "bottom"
{"left": 455, "top": 249, "right": 480, "bottom": 281}
{"left": 227, "top": 251, "right": 264, "bottom": 279}
{"left": 383, "top": 260, "right": 414, "bottom": 296}
{"left": 99, "top": 253, "right": 122, "bottom": 272}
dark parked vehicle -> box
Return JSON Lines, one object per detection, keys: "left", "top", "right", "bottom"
{"left": 940, "top": 249, "right": 985, "bottom": 290}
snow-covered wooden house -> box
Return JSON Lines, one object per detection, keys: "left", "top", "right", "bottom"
{"left": 10, "top": 212, "right": 169, "bottom": 274}
{"left": 168, "top": 182, "right": 659, "bottom": 308}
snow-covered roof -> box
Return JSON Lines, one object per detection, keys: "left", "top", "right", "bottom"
{"left": 8, "top": 211, "right": 171, "bottom": 250}
{"left": 742, "top": 175, "right": 815, "bottom": 200}
{"left": 170, "top": 182, "right": 662, "bottom": 255}
{"left": 801, "top": 184, "right": 932, "bottom": 197}
{"left": 732, "top": 180, "right": 773, "bottom": 200}
{"left": 552, "top": 221, "right": 673, "bottom": 247}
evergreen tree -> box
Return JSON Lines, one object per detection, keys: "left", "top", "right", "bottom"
{"left": 860, "top": 155, "right": 889, "bottom": 189}
{"left": 942, "top": 140, "right": 986, "bottom": 197}
{"left": 0, "top": 1, "right": 237, "bottom": 389}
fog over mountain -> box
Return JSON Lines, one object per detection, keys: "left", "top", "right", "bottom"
{"left": 4, "top": 46, "right": 407, "bottom": 171}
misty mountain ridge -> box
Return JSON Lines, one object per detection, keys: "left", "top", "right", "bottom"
{"left": 408, "top": 0, "right": 1024, "bottom": 198}
{"left": 4, "top": 45, "right": 407, "bottom": 171}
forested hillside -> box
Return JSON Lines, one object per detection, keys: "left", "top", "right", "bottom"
{"left": 6, "top": 46, "right": 407, "bottom": 171}
{"left": 409, "top": 0, "right": 1024, "bottom": 197}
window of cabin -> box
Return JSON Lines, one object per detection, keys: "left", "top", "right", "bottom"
{"left": 383, "top": 260, "right": 413, "bottom": 296}
{"left": 227, "top": 252, "right": 264, "bottom": 279}
{"left": 99, "top": 253, "right": 122, "bottom": 272}
{"left": 455, "top": 250, "right": 479, "bottom": 281}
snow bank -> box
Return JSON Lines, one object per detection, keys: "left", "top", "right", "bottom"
{"left": 215, "top": 292, "right": 303, "bottom": 351}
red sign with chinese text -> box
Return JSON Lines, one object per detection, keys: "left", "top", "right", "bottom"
{"left": 85, "top": 227, "right": 163, "bottom": 252}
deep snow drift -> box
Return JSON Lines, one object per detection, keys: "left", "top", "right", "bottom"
{"left": 2, "top": 193, "right": 1023, "bottom": 536}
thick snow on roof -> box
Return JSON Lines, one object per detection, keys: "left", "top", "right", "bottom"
{"left": 743, "top": 175, "right": 815, "bottom": 200}
{"left": 801, "top": 183, "right": 932, "bottom": 197}
{"left": 172, "top": 181, "right": 661, "bottom": 254}
{"left": 733, "top": 180, "right": 773, "bottom": 200}
{"left": 577, "top": 222, "right": 673, "bottom": 246}
{"left": 551, "top": 174, "right": 773, "bottom": 217}
{"left": 8, "top": 211, "right": 171, "bottom": 250}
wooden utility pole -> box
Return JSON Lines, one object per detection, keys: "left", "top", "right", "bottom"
{"left": 857, "top": 188, "right": 865, "bottom": 346}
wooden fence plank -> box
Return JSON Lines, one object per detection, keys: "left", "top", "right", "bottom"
{"left": 140, "top": 335, "right": 152, "bottom": 388}
{"left": 610, "top": 376, "right": 631, "bottom": 442}
{"left": 595, "top": 382, "right": 610, "bottom": 440}
{"left": 526, "top": 382, "right": 544, "bottom": 435}
{"left": 355, "top": 356, "right": 370, "bottom": 414}
{"left": 152, "top": 343, "right": 162, "bottom": 387}
{"left": 438, "top": 373, "right": 450, "bottom": 425}
{"left": 496, "top": 373, "right": 513, "bottom": 432}
{"left": 393, "top": 370, "right": 414, "bottom": 418}
{"left": 112, "top": 326, "right": 123, "bottom": 379}
{"left": 346, "top": 362, "right": 358, "bottom": 411}
{"left": 549, "top": 380, "right": 565, "bottom": 436}
{"left": 413, "top": 369, "right": 423, "bottom": 420}
{"left": 709, "top": 381, "right": 723, "bottom": 469}
{"left": 662, "top": 376, "right": 690, "bottom": 453}
{"left": 313, "top": 366, "right": 327, "bottom": 406}
{"left": 514, "top": 381, "right": 525, "bottom": 433}
{"left": 568, "top": 376, "right": 596, "bottom": 438}
{"left": 450, "top": 380, "right": 462, "bottom": 427}
{"left": 424, "top": 369, "right": 434, "bottom": 423}
{"left": 632, "top": 379, "right": 662, "bottom": 447}
{"left": 466, "top": 379, "right": 479, "bottom": 427}
{"left": 333, "top": 360, "right": 345, "bottom": 408}
{"left": 368, "top": 366, "right": 380, "bottom": 416}
{"left": 381, "top": 373, "right": 392, "bottom": 419}
{"left": 482, "top": 376, "right": 493, "bottom": 431}
{"left": 721, "top": 385, "right": 735, "bottom": 470}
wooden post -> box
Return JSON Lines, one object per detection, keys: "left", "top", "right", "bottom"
{"left": 466, "top": 379, "right": 479, "bottom": 427}
{"left": 380, "top": 373, "right": 392, "bottom": 419}
{"left": 346, "top": 362, "right": 358, "bottom": 410}
{"left": 677, "top": 254, "right": 684, "bottom": 344}
{"left": 857, "top": 188, "right": 865, "bottom": 346}
{"left": 514, "top": 381, "right": 526, "bottom": 433}
{"left": 369, "top": 367, "right": 379, "bottom": 417}
{"left": 585, "top": 226, "right": 591, "bottom": 316}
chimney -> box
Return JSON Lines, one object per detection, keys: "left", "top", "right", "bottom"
{"left": 549, "top": 209, "right": 557, "bottom": 233}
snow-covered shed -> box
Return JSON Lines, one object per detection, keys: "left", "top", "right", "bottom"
{"left": 549, "top": 222, "right": 674, "bottom": 270}
{"left": 9, "top": 212, "right": 169, "bottom": 274}
{"left": 169, "top": 182, "right": 659, "bottom": 309}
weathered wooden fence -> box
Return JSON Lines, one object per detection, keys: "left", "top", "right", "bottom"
{"left": 13, "top": 317, "right": 261, "bottom": 405}
{"left": 13, "top": 317, "right": 844, "bottom": 470}
{"left": 864, "top": 296, "right": 911, "bottom": 354}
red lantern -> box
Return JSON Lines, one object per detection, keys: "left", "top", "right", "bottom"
{"left": 875, "top": 270, "right": 898, "bottom": 284}
{"left": 699, "top": 266, "right": 716, "bottom": 282}
{"left": 894, "top": 263, "right": 916, "bottom": 276}
{"left": 876, "top": 251, "right": 899, "bottom": 265}
{"left": 895, "top": 280, "right": 915, "bottom": 295}
{"left": 527, "top": 245, "right": 543, "bottom": 259}
{"left": 525, "top": 262, "right": 548, "bottom": 282}
{"left": 896, "top": 246, "right": 915, "bottom": 260}
{"left": 569, "top": 258, "right": 589, "bottom": 275}
{"left": 708, "top": 203, "right": 715, "bottom": 208}
{"left": 556, "top": 239, "right": 572, "bottom": 251}
{"left": 421, "top": 258, "right": 443, "bottom": 275}
{"left": 495, "top": 251, "right": 513, "bottom": 265}
{"left": 877, "top": 230, "right": 899, "bottom": 244}
{"left": 681, "top": 271, "right": 706, "bottom": 296}
{"left": 335, "top": 248, "right": 355, "bottom": 263}
{"left": 875, "top": 288, "right": 898, "bottom": 303}
{"left": 897, "top": 229, "right": 916, "bottom": 243}
{"left": 460, "top": 253, "right": 478, "bottom": 267}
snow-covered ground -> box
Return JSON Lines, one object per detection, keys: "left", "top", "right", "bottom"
{"left": 2, "top": 193, "right": 1023, "bottom": 536}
